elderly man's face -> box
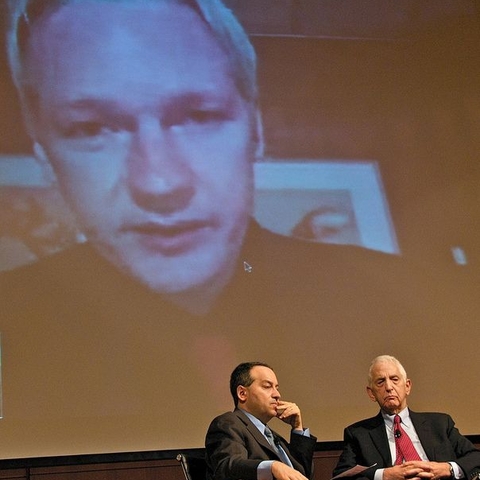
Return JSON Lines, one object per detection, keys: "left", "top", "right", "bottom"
{"left": 26, "top": 2, "right": 258, "bottom": 312}
{"left": 366, "top": 361, "right": 411, "bottom": 415}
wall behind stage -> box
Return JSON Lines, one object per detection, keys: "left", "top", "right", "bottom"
{"left": 0, "top": 1, "right": 479, "bottom": 460}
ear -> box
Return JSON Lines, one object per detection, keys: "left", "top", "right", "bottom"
{"left": 33, "top": 141, "right": 57, "bottom": 185}
{"left": 252, "top": 109, "right": 264, "bottom": 160}
{"left": 366, "top": 386, "right": 376, "bottom": 402}
{"left": 405, "top": 379, "right": 412, "bottom": 396}
{"left": 237, "top": 385, "right": 247, "bottom": 404}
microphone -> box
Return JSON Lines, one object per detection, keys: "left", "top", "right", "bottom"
{"left": 394, "top": 430, "right": 401, "bottom": 438}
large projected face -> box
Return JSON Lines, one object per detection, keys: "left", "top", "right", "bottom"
{"left": 24, "top": 1, "right": 257, "bottom": 313}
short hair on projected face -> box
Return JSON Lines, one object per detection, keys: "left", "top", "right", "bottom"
{"left": 5, "top": 0, "right": 259, "bottom": 131}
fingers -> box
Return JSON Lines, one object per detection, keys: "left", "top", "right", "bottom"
{"left": 384, "top": 464, "right": 431, "bottom": 480}
{"left": 402, "top": 463, "right": 432, "bottom": 479}
{"left": 386, "top": 462, "right": 449, "bottom": 480}
{"left": 403, "top": 461, "right": 451, "bottom": 480}
{"left": 276, "top": 401, "right": 302, "bottom": 429}
{"left": 276, "top": 402, "right": 299, "bottom": 417}
{"left": 415, "top": 471, "right": 434, "bottom": 479}
{"left": 277, "top": 401, "right": 297, "bottom": 411}
{"left": 271, "top": 461, "right": 308, "bottom": 480}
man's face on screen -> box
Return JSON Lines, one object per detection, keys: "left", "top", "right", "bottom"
{"left": 26, "top": 2, "right": 257, "bottom": 312}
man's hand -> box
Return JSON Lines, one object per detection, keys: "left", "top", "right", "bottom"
{"left": 383, "top": 462, "right": 452, "bottom": 480}
{"left": 409, "top": 462, "right": 453, "bottom": 480}
{"left": 276, "top": 401, "right": 303, "bottom": 430}
{"left": 272, "top": 461, "right": 308, "bottom": 480}
{"left": 383, "top": 464, "right": 433, "bottom": 480}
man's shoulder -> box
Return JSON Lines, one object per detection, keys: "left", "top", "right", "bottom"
{"left": 211, "top": 410, "right": 236, "bottom": 421}
{"left": 245, "top": 223, "right": 417, "bottom": 299}
{"left": 207, "top": 410, "right": 249, "bottom": 433}
{"left": 210, "top": 409, "right": 246, "bottom": 424}
{"left": 1, "top": 243, "right": 162, "bottom": 322}
{"left": 345, "top": 411, "right": 454, "bottom": 433}
{"left": 249, "top": 222, "right": 393, "bottom": 263}
{"left": 1, "top": 244, "right": 95, "bottom": 293}
{"left": 409, "top": 411, "right": 453, "bottom": 423}
{"left": 346, "top": 413, "right": 384, "bottom": 432}
{"left": 247, "top": 223, "right": 403, "bottom": 277}
{"left": 2, "top": 243, "right": 97, "bottom": 275}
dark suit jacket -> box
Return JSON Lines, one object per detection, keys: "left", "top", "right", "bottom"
{"left": 205, "top": 408, "right": 317, "bottom": 480}
{"left": 333, "top": 410, "right": 480, "bottom": 480}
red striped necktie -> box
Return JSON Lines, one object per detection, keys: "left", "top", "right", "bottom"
{"left": 394, "top": 415, "right": 422, "bottom": 464}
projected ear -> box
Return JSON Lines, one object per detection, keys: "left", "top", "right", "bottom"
{"left": 33, "top": 142, "right": 57, "bottom": 186}
{"left": 252, "top": 109, "right": 264, "bottom": 160}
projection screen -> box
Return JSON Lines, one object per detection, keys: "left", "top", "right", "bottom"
{"left": 0, "top": 0, "right": 479, "bottom": 460}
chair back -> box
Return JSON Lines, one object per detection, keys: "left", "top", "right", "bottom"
{"left": 176, "top": 452, "right": 207, "bottom": 480}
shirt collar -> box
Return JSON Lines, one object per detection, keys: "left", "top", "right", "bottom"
{"left": 382, "top": 407, "right": 410, "bottom": 429}
{"left": 239, "top": 408, "right": 268, "bottom": 434}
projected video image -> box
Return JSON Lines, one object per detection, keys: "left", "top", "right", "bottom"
{"left": 0, "top": 0, "right": 478, "bottom": 460}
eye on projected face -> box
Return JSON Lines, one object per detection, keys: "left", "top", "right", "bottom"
{"left": 27, "top": 2, "right": 257, "bottom": 312}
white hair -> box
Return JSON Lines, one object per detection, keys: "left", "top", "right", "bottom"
{"left": 367, "top": 355, "right": 408, "bottom": 386}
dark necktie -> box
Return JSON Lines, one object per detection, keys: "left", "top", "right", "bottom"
{"left": 264, "top": 425, "right": 292, "bottom": 466}
{"left": 394, "top": 415, "right": 422, "bottom": 464}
